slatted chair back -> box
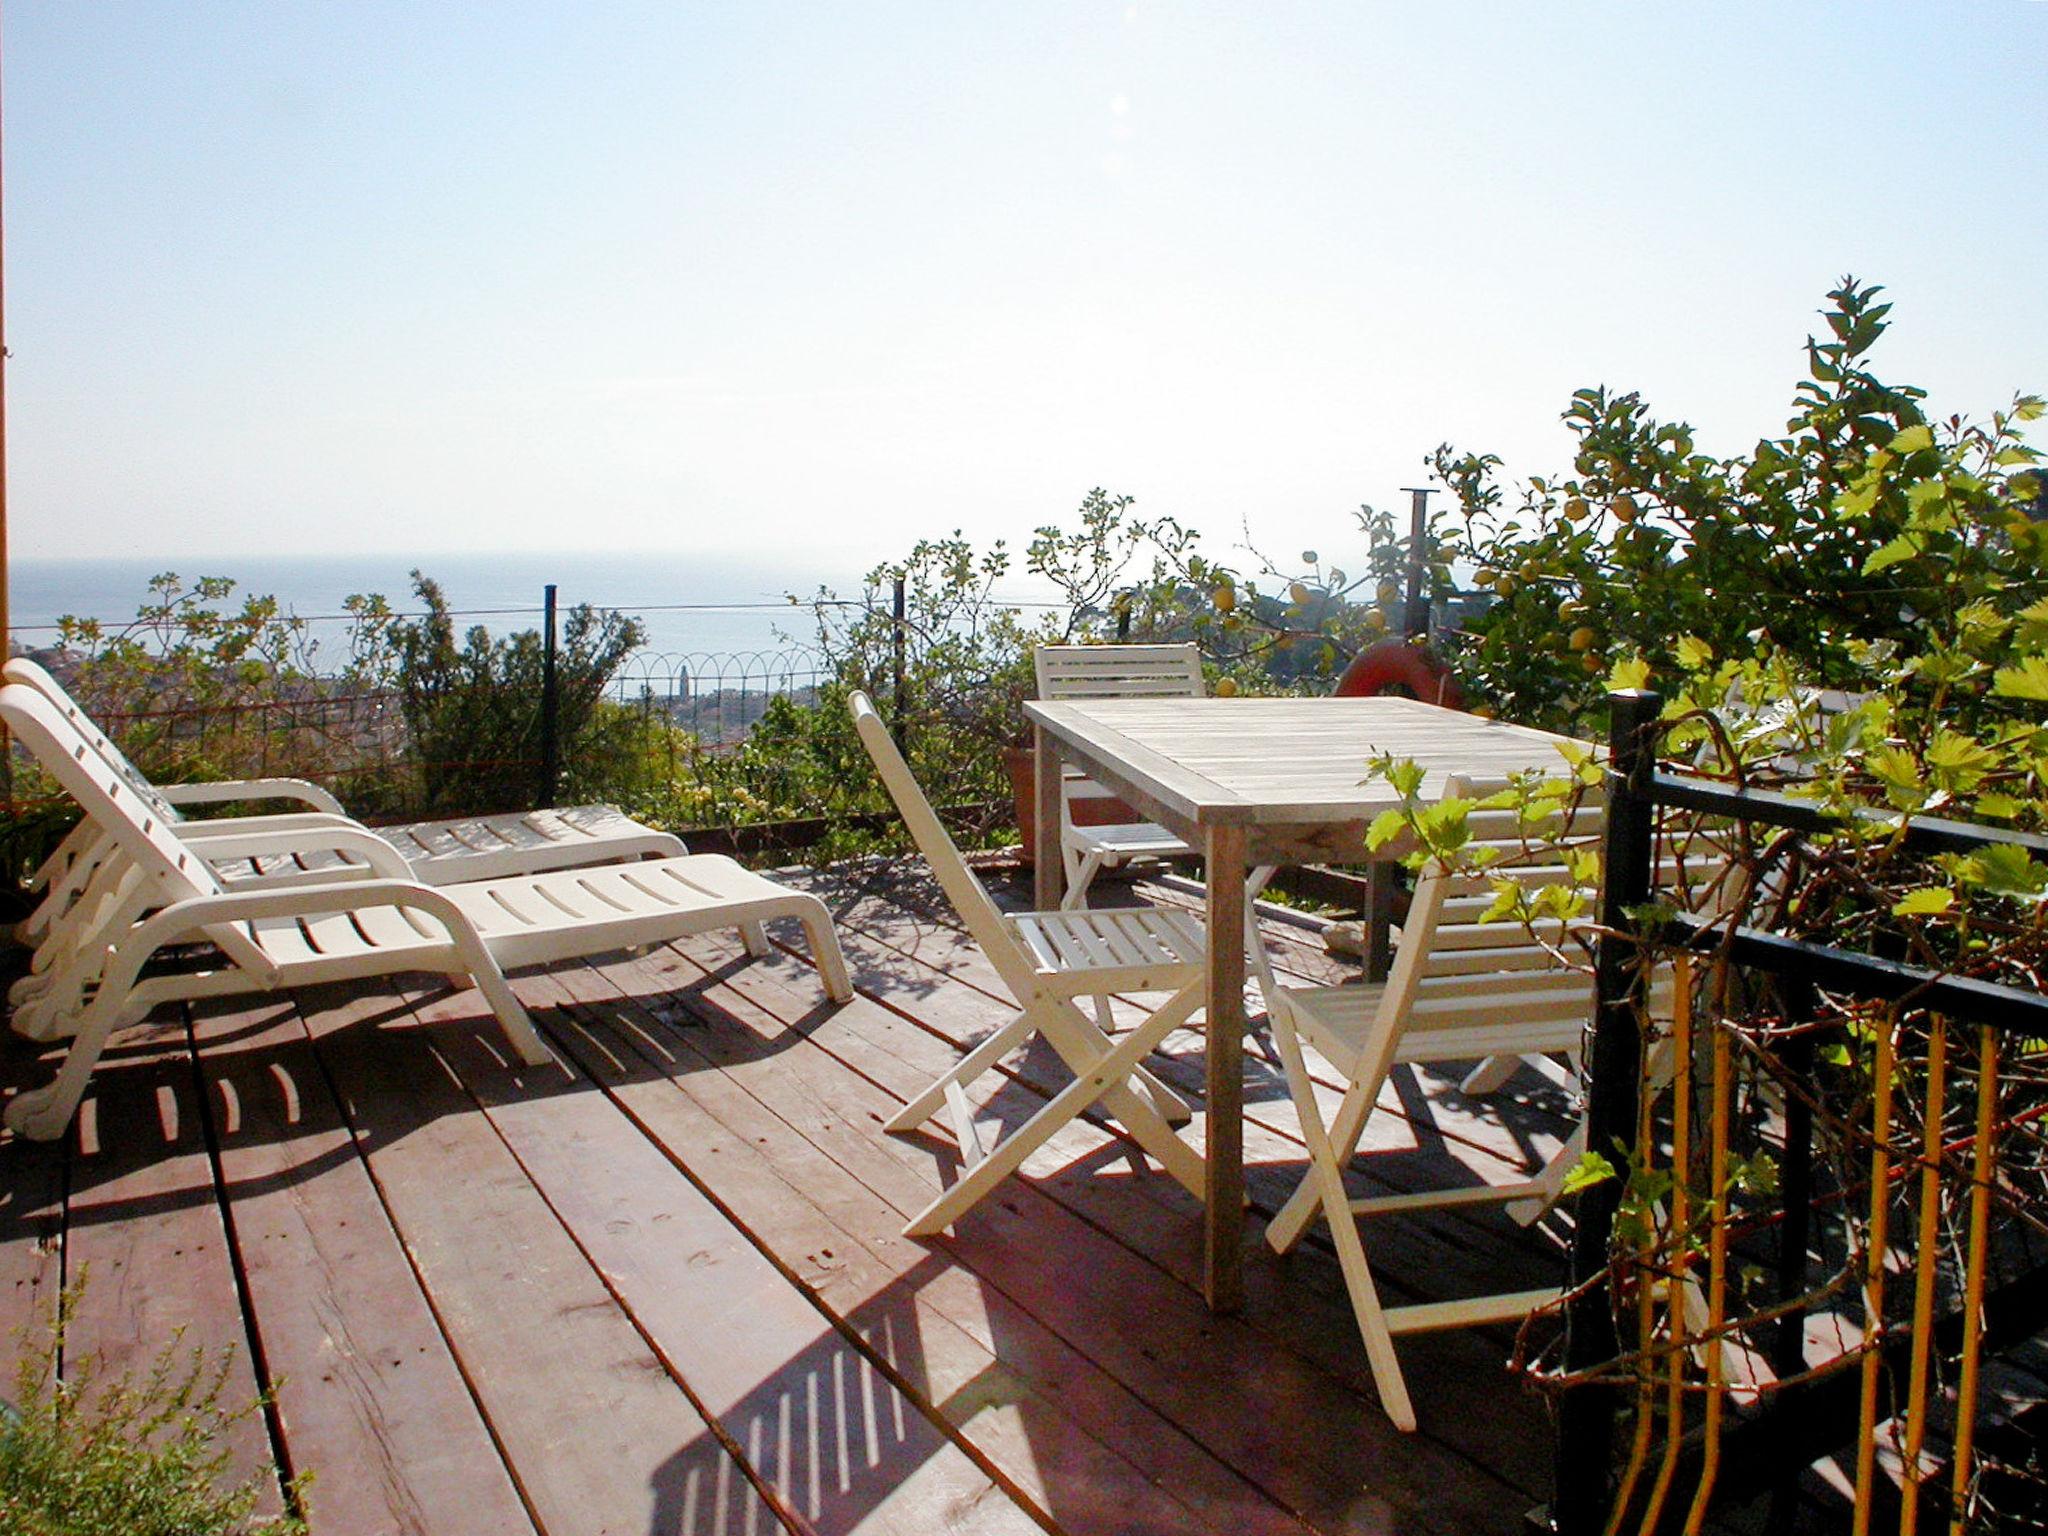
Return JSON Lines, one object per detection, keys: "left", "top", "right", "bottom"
{"left": 6, "top": 657, "right": 183, "bottom": 822}
{"left": 1033, "top": 643, "right": 1204, "bottom": 702}
{"left": 1361, "top": 776, "right": 1603, "bottom": 1066}
{"left": 0, "top": 684, "right": 275, "bottom": 977}
{"left": 847, "top": 691, "right": 1040, "bottom": 998}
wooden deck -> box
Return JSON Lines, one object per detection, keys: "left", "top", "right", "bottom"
{"left": 0, "top": 859, "right": 1581, "bottom": 1536}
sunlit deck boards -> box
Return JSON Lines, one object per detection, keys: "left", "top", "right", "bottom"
{"left": 0, "top": 861, "right": 1575, "bottom": 1536}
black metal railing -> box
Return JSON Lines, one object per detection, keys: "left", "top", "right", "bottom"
{"left": 1551, "top": 689, "right": 2048, "bottom": 1534}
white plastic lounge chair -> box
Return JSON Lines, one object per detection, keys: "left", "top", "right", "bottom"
{"left": 0, "top": 683, "right": 853, "bottom": 1141}
{"left": 1032, "top": 644, "right": 1206, "bottom": 909}
{"left": 6, "top": 657, "right": 688, "bottom": 945}
{"left": 1252, "top": 778, "right": 1622, "bottom": 1432}
{"left": 848, "top": 690, "right": 1208, "bottom": 1237}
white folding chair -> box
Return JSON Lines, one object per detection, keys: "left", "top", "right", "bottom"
{"left": 1253, "top": 777, "right": 1621, "bottom": 1431}
{"left": 1032, "top": 644, "right": 1205, "bottom": 909}
{"left": 848, "top": 690, "right": 1209, "bottom": 1237}
{"left": 0, "top": 683, "right": 853, "bottom": 1141}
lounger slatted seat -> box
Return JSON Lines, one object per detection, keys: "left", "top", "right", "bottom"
{"left": 0, "top": 682, "right": 852, "bottom": 1142}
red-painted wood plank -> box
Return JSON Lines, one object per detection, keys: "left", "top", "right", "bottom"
{"left": 190, "top": 995, "right": 536, "bottom": 1536}
{"left": 400, "top": 980, "right": 1043, "bottom": 1536}
{"left": 526, "top": 956, "right": 1313, "bottom": 1536}
{"left": 61, "top": 1011, "right": 283, "bottom": 1514}
{"left": 0, "top": 1034, "right": 68, "bottom": 1348}
{"left": 290, "top": 981, "right": 791, "bottom": 1536}
{"left": 596, "top": 938, "right": 1539, "bottom": 1535}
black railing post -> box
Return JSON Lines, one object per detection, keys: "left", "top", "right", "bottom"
{"left": 1552, "top": 687, "right": 1662, "bottom": 1536}
{"left": 539, "top": 583, "right": 560, "bottom": 809}
{"left": 1400, "top": 486, "right": 1435, "bottom": 639}
{"left": 891, "top": 574, "right": 909, "bottom": 752}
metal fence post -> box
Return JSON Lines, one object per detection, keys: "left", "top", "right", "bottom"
{"left": 1399, "top": 486, "right": 1435, "bottom": 639}
{"left": 539, "top": 583, "right": 560, "bottom": 809}
{"left": 891, "top": 574, "right": 909, "bottom": 752}
{"left": 1551, "top": 687, "right": 1662, "bottom": 1535}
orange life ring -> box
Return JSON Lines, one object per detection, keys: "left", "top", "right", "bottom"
{"left": 1333, "top": 636, "right": 1467, "bottom": 710}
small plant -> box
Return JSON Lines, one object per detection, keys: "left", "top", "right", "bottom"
{"left": 0, "top": 1281, "right": 307, "bottom": 1535}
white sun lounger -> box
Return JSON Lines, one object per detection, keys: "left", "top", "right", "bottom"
{"left": 0, "top": 683, "right": 853, "bottom": 1142}
{"left": 5, "top": 657, "right": 689, "bottom": 944}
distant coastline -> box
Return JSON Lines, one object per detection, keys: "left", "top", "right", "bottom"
{"left": 8, "top": 551, "right": 863, "bottom": 661}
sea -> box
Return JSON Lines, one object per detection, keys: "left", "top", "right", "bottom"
{"left": 9, "top": 551, "right": 1074, "bottom": 667}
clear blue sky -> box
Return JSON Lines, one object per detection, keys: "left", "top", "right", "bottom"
{"left": 6, "top": 1, "right": 2044, "bottom": 571}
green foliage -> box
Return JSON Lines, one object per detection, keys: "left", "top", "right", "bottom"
{"left": 756, "top": 490, "right": 1428, "bottom": 849}
{"left": 0, "top": 1282, "right": 306, "bottom": 1535}
{"left": 1433, "top": 279, "right": 2041, "bottom": 737}
{"left": 1038, "top": 491, "right": 1415, "bottom": 686}
{"left": 42, "top": 574, "right": 394, "bottom": 797}
{"left": 388, "top": 572, "right": 645, "bottom": 817}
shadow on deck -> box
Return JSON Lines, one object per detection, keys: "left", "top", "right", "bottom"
{"left": 0, "top": 860, "right": 1576, "bottom": 1536}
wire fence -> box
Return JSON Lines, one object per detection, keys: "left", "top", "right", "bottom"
{"left": 0, "top": 577, "right": 1066, "bottom": 880}
{"left": 607, "top": 646, "right": 827, "bottom": 750}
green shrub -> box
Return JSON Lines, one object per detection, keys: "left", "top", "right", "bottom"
{"left": 1430, "top": 278, "right": 2043, "bottom": 738}
{"left": 0, "top": 1285, "right": 306, "bottom": 1536}
{"left": 388, "top": 572, "right": 645, "bottom": 817}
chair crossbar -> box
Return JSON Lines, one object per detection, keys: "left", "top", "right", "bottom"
{"left": 1384, "top": 1288, "right": 1559, "bottom": 1336}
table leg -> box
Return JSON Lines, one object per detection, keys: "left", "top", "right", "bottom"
{"left": 1366, "top": 859, "right": 1398, "bottom": 984}
{"left": 1032, "top": 724, "right": 1063, "bottom": 911}
{"left": 1203, "top": 822, "right": 1247, "bottom": 1313}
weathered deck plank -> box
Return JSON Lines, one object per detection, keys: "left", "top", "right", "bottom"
{"left": 0, "top": 862, "right": 1566, "bottom": 1536}
{"left": 292, "top": 980, "right": 793, "bottom": 1536}
{"left": 62, "top": 1015, "right": 284, "bottom": 1514}
{"left": 0, "top": 1030, "right": 66, "bottom": 1349}
{"left": 534, "top": 949, "right": 1317, "bottom": 1536}
{"left": 402, "top": 980, "right": 1039, "bottom": 1536}
{"left": 618, "top": 930, "right": 1543, "bottom": 1534}
{"left": 189, "top": 995, "right": 536, "bottom": 1536}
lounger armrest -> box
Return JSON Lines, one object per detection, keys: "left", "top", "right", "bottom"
{"left": 177, "top": 811, "right": 367, "bottom": 839}
{"left": 183, "top": 825, "right": 414, "bottom": 879}
{"left": 159, "top": 778, "right": 347, "bottom": 814}
{"left": 118, "top": 877, "right": 488, "bottom": 989}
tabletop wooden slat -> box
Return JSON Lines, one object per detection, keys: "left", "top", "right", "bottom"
{"left": 1024, "top": 697, "right": 1588, "bottom": 830}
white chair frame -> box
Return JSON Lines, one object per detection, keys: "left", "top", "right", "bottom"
{"left": 849, "top": 690, "right": 1209, "bottom": 1237}
{"left": 1032, "top": 644, "right": 1205, "bottom": 909}
{"left": 1253, "top": 778, "right": 1615, "bottom": 1431}
{"left": 7, "top": 656, "right": 688, "bottom": 949}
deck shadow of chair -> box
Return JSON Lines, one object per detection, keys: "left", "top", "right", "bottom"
{"left": 0, "top": 682, "right": 853, "bottom": 1143}
{"left": 1251, "top": 775, "right": 1642, "bottom": 1432}
{"left": 847, "top": 690, "right": 1209, "bottom": 1238}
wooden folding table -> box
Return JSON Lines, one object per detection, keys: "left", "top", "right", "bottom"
{"left": 1021, "top": 695, "right": 1584, "bottom": 1312}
